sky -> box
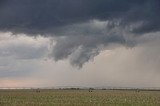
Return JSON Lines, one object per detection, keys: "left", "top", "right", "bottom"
{"left": 0, "top": 0, "right": 160, "bottom": 88}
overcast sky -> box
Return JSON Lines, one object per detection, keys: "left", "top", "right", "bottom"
{"left": 0, "top": 0, "right": 160, "bottom": 88}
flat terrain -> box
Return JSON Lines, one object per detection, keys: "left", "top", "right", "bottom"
{"left": 0, "top": 89, "right": 159, "bottom": 106}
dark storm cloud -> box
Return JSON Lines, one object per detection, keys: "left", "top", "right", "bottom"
{"left": 0, "top": 0, "right": 160, "bottom": 67}
{"left": 0, "top": 0, "right": 159, "bottom": 34}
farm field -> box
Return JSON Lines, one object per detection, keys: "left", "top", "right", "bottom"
{"left": 0, "top": 89, "right": 159, "bottom": 106}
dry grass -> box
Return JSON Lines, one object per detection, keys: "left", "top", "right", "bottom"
{"left": 0, "top": 89, "right": 159, "bottom": 106}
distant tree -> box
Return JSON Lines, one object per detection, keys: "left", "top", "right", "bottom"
{"left": 36, "top": 88, "right": 40, "bottom": 93}
{"left": 102, "top": 88, "right": 106, "bottom": 90}
{"left": 136, "top": 89, "right": 140, "bottom": 92}
{"left": 89, "top": 88, "right": 94, "bottom": 92}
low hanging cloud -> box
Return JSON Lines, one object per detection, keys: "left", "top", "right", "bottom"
{"left": 50, "top": 20, "right": 132, "bottom": 67}
{"left": 0, "top": 0, "right": 160, "bottom": 67}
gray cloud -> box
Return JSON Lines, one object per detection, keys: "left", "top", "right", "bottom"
{"left": 0, "top": 34, "right": 50, "bottom": 79}
{"left": 0, "top": 0, "right": 160, "bottom": 67}
{"left": 0, "top": 34, "right": 49, "bottom": 60}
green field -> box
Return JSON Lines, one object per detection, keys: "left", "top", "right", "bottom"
{"left": 0, "top": 89, "right": 159, "bottom": 106}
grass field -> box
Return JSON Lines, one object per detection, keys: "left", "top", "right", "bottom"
{"left": 0, "top": 89, "right": 159, "bottom": 106}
